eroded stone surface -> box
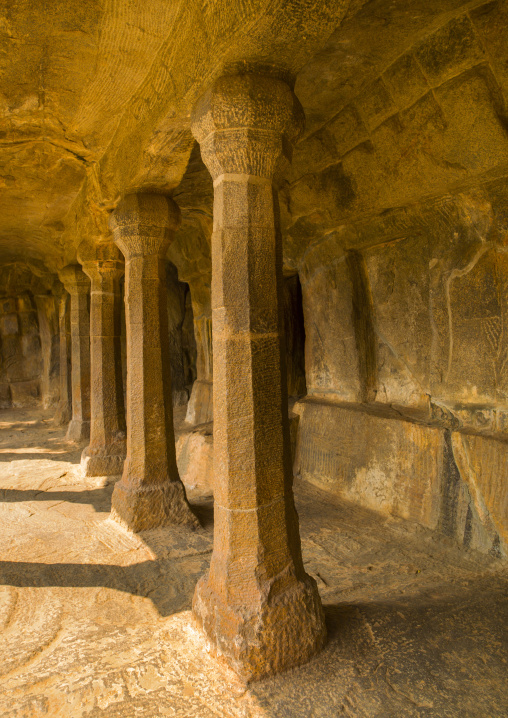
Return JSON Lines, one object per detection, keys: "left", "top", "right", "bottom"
{"left": 1, "top": 0, "right": 508, "bottom": 699}
{"left": 0, "top": 408, "right": 507, "bottom": 716}
{"left": 294, "top": 397, "right": 508, "bottom": 558}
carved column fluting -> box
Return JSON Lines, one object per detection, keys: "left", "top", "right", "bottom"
{"left": 54, "top": 288, "right": 72, "bottom": 425}
{"left": 190, "top": 73, "right": 326, "bottom": 680}
{"left": 58, "top": 265, "right": 91, "bottom": 442}
{"left": 109, "top": 194, "right": 198, "bottom": 531}
{"left": 79, "top": 241, "right": 126, "bottom": 477}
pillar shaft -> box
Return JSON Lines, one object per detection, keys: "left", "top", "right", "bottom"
{"left": 34, "top": 292, "right": 60, "bottom": 409}
{"left": 54, "top": 290, "right": 72, "bottom": 425}
{"left": 79, "top": 242, "right": 126, "bottom": 477}
{"left": 109, "top": 194, "right": 197, "bottom": 531}
{"left": 191, "top": 73, "right": 325, "bottom": 680}
{"left": 59, "top": 265, "right": 91, "bottom": 442}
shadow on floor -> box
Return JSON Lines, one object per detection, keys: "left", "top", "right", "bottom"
{"left": 0, "top": 486, "right": 213, "bottom": 524}
{"left": 247, "top": 583, "right": 508, "bottom": 717}
{"left": 0, "top": 484, "right": 214, "bottom": 618}
{"left": 0, "top": 486, "right": 114, "bottom": 512}
{"left": 0, "top": 410, "right": 83, "bottom": 463}
{"left": 0, "top": 548, "right": 212, "bottom": 618}
{"left": 0, "top": 556, "right": 505, "bottom": 714}
{"left": 0, "top": 450, "right": 82, "bottom": 463}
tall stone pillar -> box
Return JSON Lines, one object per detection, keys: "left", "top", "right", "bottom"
{"left": 109, "top": 194, "right": 197, "bottom": 531}
{"left": 58, "top": 265, "right": 91, "bottom": 442}
{"left": 34, "top": 289, "right": 60, "bottom": 409}
{"left": 190, "top": 73, "right": 326, "bottom": 680}
{"left": 54, "top": 287, "right": 72, "bottom": 425}
{"left": 78, "top": 241, "right": 126, "bottom": 477}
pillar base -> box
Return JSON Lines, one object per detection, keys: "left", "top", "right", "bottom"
{"left": 192, "top": 572, "right": 326, "bottom": 682}
{"left": 54, "top": 400, "right": 71, "bottom": 426}
{"left": 110, "top": 479, "right": 199, "bottom": 532}
{"left": 81, "top": 445, "right": 126, "bottom": 477}
{"left": 66, "top": 419, "right": 90, "bottom": 442}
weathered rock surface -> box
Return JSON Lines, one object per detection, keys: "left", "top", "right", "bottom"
{"left": 294, "top": 398, "right": 508, "bottom": 558}
{"left": 0, "top": 408, "right": 507, "bottom": 716}
{"left": 1, "top": 0, "right": 508, "bottom": 699}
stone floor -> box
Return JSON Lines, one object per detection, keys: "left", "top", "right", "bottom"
{"left": 0, "top": 408, "right": 507, "bottom": 717}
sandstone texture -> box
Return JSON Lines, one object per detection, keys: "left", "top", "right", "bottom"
{"left": 0, "top": 0, "right": 507, "bottom": 703}
{"left": 0, "top": 410, "right": 506, "bottom": 716}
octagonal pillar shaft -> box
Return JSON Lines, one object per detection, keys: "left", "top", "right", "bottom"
{"left": 59, "top": 265, "right": 91, "bottom": 442}
{"left": 109, "top": 194, "right": 197, "bottom": 531}
{"left": 191, "top": 73, "right": 326, "bottom": 681}
{"left": 80, "top": 243, "right": 126, "bottom": 477}
{"left": 54, "top": 290, "right": 72, "bottom": 425}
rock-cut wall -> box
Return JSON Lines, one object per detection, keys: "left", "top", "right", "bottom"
{"left": 285, "top": 0, "right": 508, "bottom": 558}
{"left": 0, "top": 265, "right": 62, "bottom": 410}
{"left": 293, "top": 196, "right": 508, "bottom": 557}
{"left": 0, "top": 293, "right": 43, "bottom": 408}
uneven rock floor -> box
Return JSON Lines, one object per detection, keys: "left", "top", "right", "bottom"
{"left": 0, "top": 408, "right": 507, "bottom": 717}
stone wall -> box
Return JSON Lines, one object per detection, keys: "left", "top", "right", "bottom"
{"left": 0, "top": 293, "right": 43, "bottom": 408}
{"left": 282, "top": 2, "right": 508, "bottom": 558}
{"left": 0, "top": 264, "right": 64, "bottom": 410}
{"left": 294, "top": 399, "right": 507, "bottom": 558}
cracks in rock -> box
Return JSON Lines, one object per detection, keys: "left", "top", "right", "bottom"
{"left": 0, "top": 586, "right": 18, "bottom": 633}
{"left": 421, "top": 148, "right": 468, "bottom": 174}
{"left": 383, "top": 668, "right": 434, "bottom": 709}
{"left": 0, "top": 137, "right": 91, "bottom": 166}
{"left": 346, "top": 250, "right": 377, "bottom": 403}
{"left": 444, "top": 241, "right": 492, "bottom": 384}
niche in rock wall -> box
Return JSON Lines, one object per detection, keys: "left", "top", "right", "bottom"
{"left": 284, "top": 274, "right": 307, "bottom": 398}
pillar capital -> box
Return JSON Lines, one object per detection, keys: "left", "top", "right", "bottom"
{"left": 58, "top": 264, "right": 90, "bottom": 296}
{"left": 191, "top": 73, "right": 305, "bottom": 180}
{"left": 109, "top": 194, "right": 181, "bottom": 260}
{"left": 78, "top": 240, "right": 125, "bottom": 286}
{"left": 51, "top": 279, "right": 66, "bottom": 301}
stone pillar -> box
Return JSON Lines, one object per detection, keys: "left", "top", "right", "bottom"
{"left": 54, "top": 288, "right": 72, "bottom": 425}
{"left": 34, "top": 290, "right": 60, "bottom": 409}
{"left": 58, "top": 265, "right": 91, "bottom": 442}
{"left": 78, "top": 241, "right": 126, "bottom": 477}
{"left": 190, "top": 73, "right": 326, "bottom": 680}
{"left": 109, "top": 194, "right": 198, "bottom": 531}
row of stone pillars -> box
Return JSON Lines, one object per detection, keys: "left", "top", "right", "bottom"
{"left": 56, "top": 72, "right": 326, "bottom": 681}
